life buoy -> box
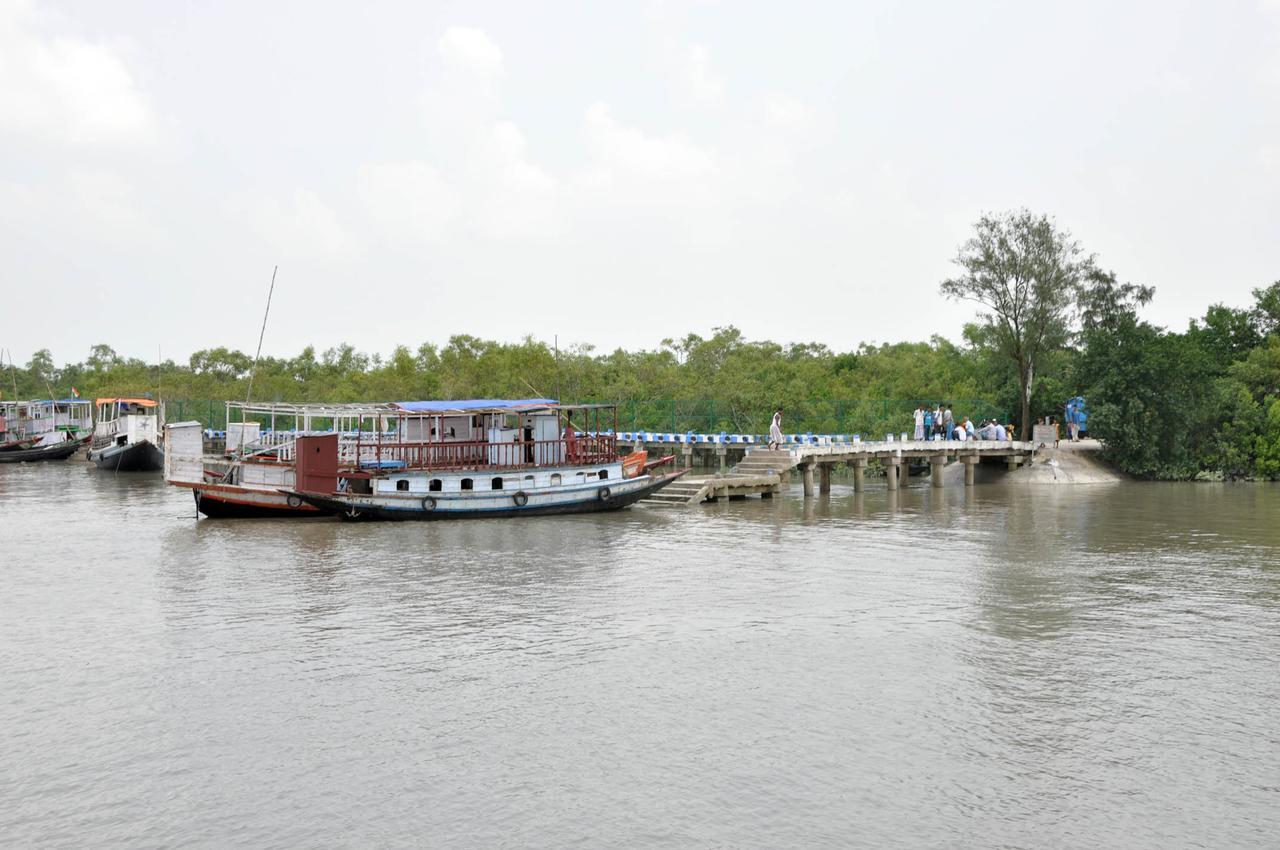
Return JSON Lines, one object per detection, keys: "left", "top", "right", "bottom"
{"left": 421, "top": 496, "right": 437, "bottom": 512}
{"left": 513, "top": 491, "right": 528, "bottom": 507}
{"left": 598, "top": 486, "right": 611, "bottom": 501}
{"left": 286, "top": 494, "right": 303, "bottom": 508}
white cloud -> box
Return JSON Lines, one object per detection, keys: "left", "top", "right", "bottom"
{"left": 1262, "top": 0, "right": 1280, "bottom": 86}
{"left": 763, "top": 94, "right": 810, "bottom": 129}
{"left": 0, "top": 168, "right": 152, "bottom": 242}
{"left": 437, "top": 26, "right": 503, "bottom": 80}
{"left": 583, "top": 102, "right": 718, "bottom": 178}
{"left": 468, "top": 121, "right": 564, "bottom": 239}
{"left": 241, "top": 190, "right": 359, "bottom": 262}
{"left": 357, "top": 160, "right": 456, "bottom": 243}
{"left": 0, "top": 0, "right": 156, "bottom": 146}
{"left": 682, "top": 44, "right": 724, "bottom": 104}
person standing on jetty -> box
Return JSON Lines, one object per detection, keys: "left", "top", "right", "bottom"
{"left": 768, "top": 409, "right": 784, "bottom": 450}
{"left": 913, "top": 405, "right": 925, "bottom": 441}
{"left": 942, "top": 404, "right": 954, "bottom": 440}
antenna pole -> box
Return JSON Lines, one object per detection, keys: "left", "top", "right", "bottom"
{"left": 554, "top": 335, "right": 560, "bottom": 403}
{"left": 5, "top": 349, "right": 18, "bottom": 399}
{"left": 244, "top": 265, "right": 278, "bottom": 416}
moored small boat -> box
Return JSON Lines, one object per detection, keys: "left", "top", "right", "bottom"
{"left": 0, "top": 436, "right": 41, "bottom": 453}
{"left": 0, "top": 439, "right": 84, "bottom": 464}
{"left": 88, "top": 398, "right": 164, "bottom": 472}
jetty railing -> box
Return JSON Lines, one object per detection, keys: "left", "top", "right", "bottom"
{"left": 169, "top": 398, "right": 1011, "bottom": 440}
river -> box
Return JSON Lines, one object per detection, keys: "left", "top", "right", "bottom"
{"left": 2, "top": 462, "right": 1278, "bottom": 848}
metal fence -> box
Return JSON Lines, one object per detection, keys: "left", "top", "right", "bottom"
{"left": 166, "top": 398, "right": 1008, "bottom": 439}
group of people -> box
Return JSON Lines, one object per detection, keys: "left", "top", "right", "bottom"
{"left": 762, "top": 406, "right": 1015, "bottom": 450}
{"left": 913, "top": 404, "right": 1015, "bottom": 442}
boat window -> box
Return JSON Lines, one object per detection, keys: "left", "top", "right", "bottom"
{"left": 599, "top": 469, "right": 608, "bottom": 479}
{"left": 461, "top": 478, "right": 473, "bottom": 491}
{"left": 429, "top": 479, "right": 442, "bottom": 492}
{"left": 396, "top": 479, "right": 409, "bottom": 492}
{"left": 524, "top": 474, "right": 534, "bottom": 481}
{"left": 550, "top": 473, "right": 561, "bottom": 486}
{"left": 491, "top": 477, "right": 503, "bottom": 490}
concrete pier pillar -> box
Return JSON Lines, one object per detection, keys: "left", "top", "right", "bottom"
{"left": 852, "top": 458, "right": 867, "bottom": 492}
{"left": 802, "top": 463, "right": 815, "bottom": 497}
{"left": 717, "top": 448, "right": 727, "bottom": 473}
{"left": 930, "top": 455, "right": 946, "bottom": 488}
{"left": 962, "top": 455, "right": 977, "bottom": 486}
{"left": 884, "top": 458, "right": 900, "bottom": 491}
{"left": 682, "top": 446, "right": 693, "bottom": 469}
{"left": 1006, "top": 456, "right": 1020, "bottom": 473}
{"left": 819, "top": 464, "right": 831, "bottom": 494}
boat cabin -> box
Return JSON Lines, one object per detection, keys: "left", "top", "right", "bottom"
{"left": 210, "top": 398, "right": 623, "bottom": 494}
{"left": 93, "top": 397, "right": 160, "bottom": 450}
{"left": 0, "top": 399, "right": 93, "bottom": 444}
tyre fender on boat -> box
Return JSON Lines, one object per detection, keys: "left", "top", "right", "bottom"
{"left": 286, "top": 494, "right": 303, "bottom": 508}
{"left": 513, "top": 491, "right": 529, "bottom": 507}
{"left": 421, "top": 496, "right": 437, "bottom": 512}
{"left": 598, "top": 486, "right": 611, "bottom": 501}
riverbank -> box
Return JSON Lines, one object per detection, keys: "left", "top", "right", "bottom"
{"left": 1005, "top": 439, "right": 1124, "bottom": 485}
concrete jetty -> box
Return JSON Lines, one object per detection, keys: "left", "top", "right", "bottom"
{"left": 636, "top": 438, "right": 1041, "bottom": 506}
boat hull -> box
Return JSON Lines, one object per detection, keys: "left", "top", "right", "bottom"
{"left": 90, "top": 440, "right": 164, "bottom": 472}
{"left": 189, "top": 483, "right": 323, "bottom": 519}
{"left": 0, "top": 440, "right": 82, "bottom": 463}
{"left": 288, "top": 471, "right": 686, "bottom": 521}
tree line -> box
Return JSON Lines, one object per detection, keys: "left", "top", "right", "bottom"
{"left": 4, "top": 209, "right": 1278, "bottom": 479}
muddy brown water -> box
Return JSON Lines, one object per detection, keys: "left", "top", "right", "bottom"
{"left": 2, "top": 462, "right": 1278, "bottom": 848}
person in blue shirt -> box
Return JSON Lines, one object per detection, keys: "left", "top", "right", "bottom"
{"left": 923, "top": 406, "right": 934, "bottom": 441}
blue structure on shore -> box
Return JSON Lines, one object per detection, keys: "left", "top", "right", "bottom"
{"left": 1066, "top": 396, "right": 1089, "bottom": 434}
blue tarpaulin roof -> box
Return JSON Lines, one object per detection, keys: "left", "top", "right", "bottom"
{"left": 393, "top": 398, "right": 558, "bottom": 413}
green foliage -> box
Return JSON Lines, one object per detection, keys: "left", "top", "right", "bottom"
{"left": 8, "top": 264, "right": 1279, "bottom": 475}
{"left": 2, "top": 328, "right": 1012, "bottom": 436}
{"left": 1079, "top": 273, "right": 1280, "bottom": 479}
{"left": 1255, "top": 399, "right": 1280, "bottom": 479}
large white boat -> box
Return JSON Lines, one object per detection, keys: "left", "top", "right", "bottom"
{"left": 165, "top": 399, "right": 682, "bottom": 519}
{"left": 88, "top": 397, "right": 164, "bottom": 471}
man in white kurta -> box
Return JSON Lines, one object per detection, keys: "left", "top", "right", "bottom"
{"left": 913, "top": 406, "right": 925, "bottom": 441}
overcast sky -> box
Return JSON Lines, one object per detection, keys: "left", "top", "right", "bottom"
{"left": 2, "top": 0, "right": 1279, "bottom": 366}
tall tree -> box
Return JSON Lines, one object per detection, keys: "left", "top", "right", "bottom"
{"left": 940, "top": 210, "right": 1093, "bottom": 436}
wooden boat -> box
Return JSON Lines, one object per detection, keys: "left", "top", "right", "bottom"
{"left": 0, "top": 439, "right": 83, "bottom": 463}
{"left": 167, "top": 400, "right": 685, "bottom": 520}
{"left": 88, "top": 398, "right": 164, "bottom": 472}
{"left": 0, "top": 436, "right": 40, "bottom": 452}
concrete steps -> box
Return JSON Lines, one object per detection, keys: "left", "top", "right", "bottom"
{"left": 638, "top": 479, "right": 711, "bottom": 507}
{"left": 638, "top": 469, "right": 784, "bottom": 508}
{"left": 732, "top": 448, "right": 798, "bottom": 476}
